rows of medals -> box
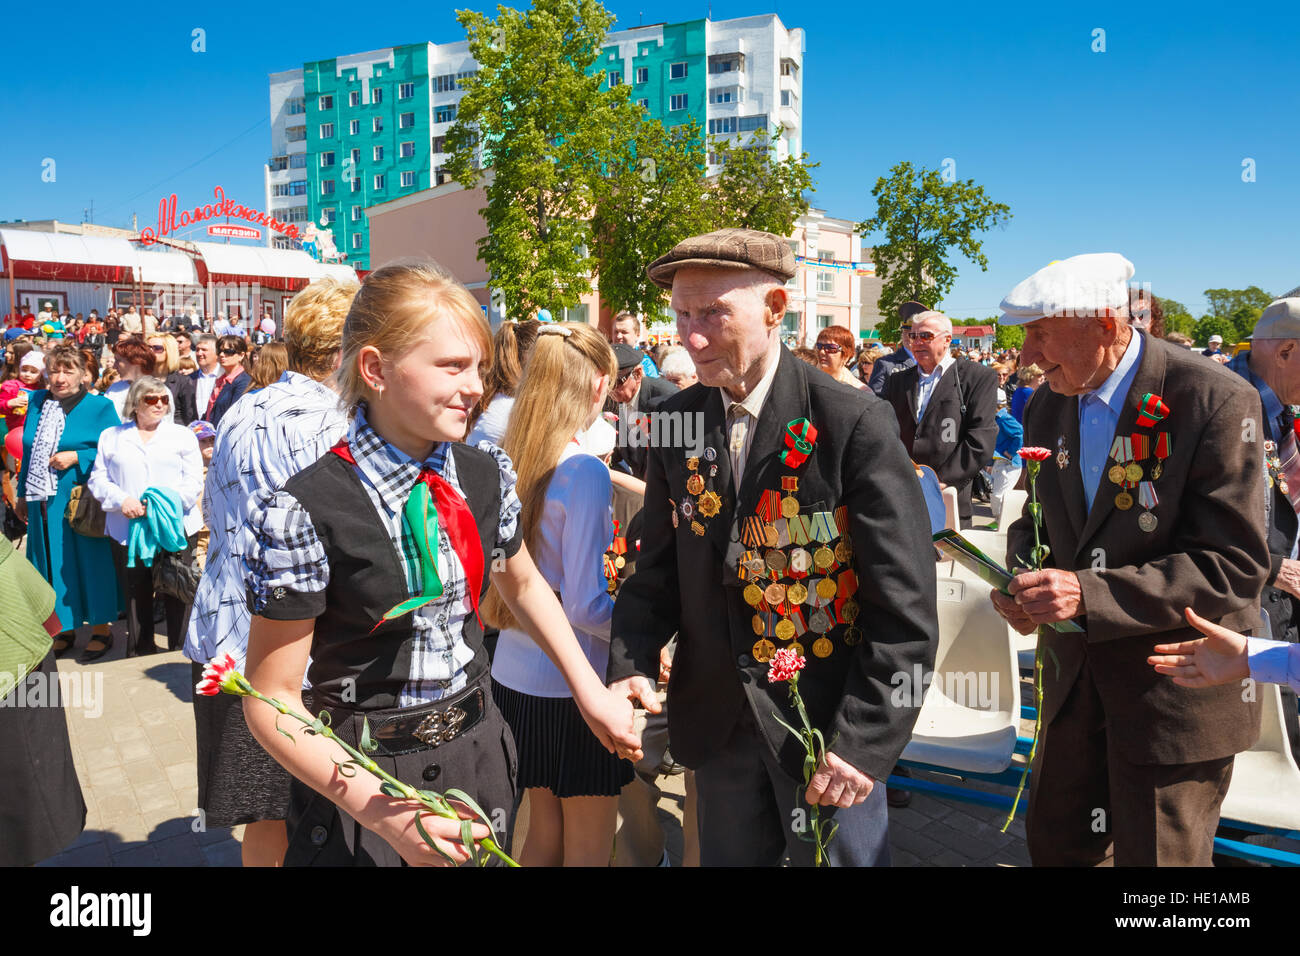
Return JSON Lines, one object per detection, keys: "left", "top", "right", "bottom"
{"left": 738, "top": 486, "right": 862, "bottom": 663}
{"left": 1106, "top": 431, "right": 1170, "bottom": 532}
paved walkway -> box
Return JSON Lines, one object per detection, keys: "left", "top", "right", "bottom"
{"left": 36, "top": 636, "right": 1031, "bottom": 867}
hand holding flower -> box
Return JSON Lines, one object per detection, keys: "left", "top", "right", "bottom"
{"left": 1008, "top": 568, "right": 1084, "bottom": 624}
{"left": 805, "top": 751, "right": 875, "bottom": 809}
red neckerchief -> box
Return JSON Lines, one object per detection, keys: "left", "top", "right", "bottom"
{"left": 329, "top": 439, "right": 485, "bottom": 626}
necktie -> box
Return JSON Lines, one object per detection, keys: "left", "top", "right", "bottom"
{"left": 1279, "top": 418, "right": 1300, "bottom": 519}
{"left": 205, "top": 375, "right": 228, "bottom": 418}
{"left": 727, "top": 404, "right": 749, "bottom": 487}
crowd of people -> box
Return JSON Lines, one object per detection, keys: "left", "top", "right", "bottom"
{"left": 2, "top": 232, "right": 1298, "bottom": 870}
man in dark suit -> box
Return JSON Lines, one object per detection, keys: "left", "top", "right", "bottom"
{"left": 607, "top": 342, "right": 677, "bottom": 479}
{"left": 866, "top": 300, "right": 926, "bottom": 396}
{"left": 1226, "top": 298, "right": 1300, "bottom": 761}
{"left": 990, "top": 253, "right": 1268, "bottom": 866}
{"left": 883, "top": 310, "right": 998, "bottom": 530}
{"left": 607, "top": 229, "right": 938, "bottom": 866}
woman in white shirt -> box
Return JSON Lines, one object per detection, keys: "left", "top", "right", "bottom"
{"left": 484, "top": 322, "right": 628, "bottom": 867}
{"left": 89, "top": 375, "right": 204, "bottom": 656}
{"left": 466, "top": 318, "right": 540, "bottom": 446}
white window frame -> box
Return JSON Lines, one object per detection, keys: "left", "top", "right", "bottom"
{"left": 637, "top": 98, "right": 649, "bottom": 109}
{"left": 319, "top": 95, "right": 333, "bottom": 110}
{"left": 400, "top": 141, "right": 415, "bottom": 158}
{"left": 399, "top": 82, "right": 415, "bottom": 99}
{"left": 817, "top": 271, "right": 835, "bottom": 295}
{"left": 373, "top": 145, "right": 384, "bottom": 161}
{"left": 319, "top": 122, "right": 334, "bottom": 139}
{"left": 400, "top": 171, "right": 415, "bottom": 188}
{"left": 372, "top": 87, "right": 383, "bottom": 104}
{"left": 348, "top": 119, "right": 360, "bottom": 135}
{"left": 636, "top": 67, "right": 648, "bottom": 84}
{"left": 352, "top": 233, "right": 363, "bottom": 250}
{"left": 608, "top": 71, "right": 622, "bottom": 87}
{"left": 349, "top": 91, "right": 360, "bottom": 107}
{"left": 373, "top": 173, "right": 385, "bottom": 190}
{"left": 351, "top": 206, "right": 362, "bottom": 221}
{"left": 372, "top": 116, "right": 383, "bottom": 132}
{"left": 350, "top": 148, "right": 361, "bottom": 164}
{"left": 399, "top": 112, "right": 415, "bottom": 129}
{"left": 669, "top": 93, "right": 687, "bottom": 111}
{"left": 320, "top": 179, "right": 335, "bottom": 196}
{"left": 670, "top": 62, "right": 687, "bottom": 79}
{"left": 319, "top": 151, "right": 335, "bottom": 167}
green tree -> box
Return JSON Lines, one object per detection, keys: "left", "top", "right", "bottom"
{"left": 591, "top": 118, "right": 713, "bottom": 320}
{"left": 1194, "top": 315, "right": 1236, "bottom": 347}
{"left": 1203, "top": 286, "right": 1273, "bottom": 322}
{"left": 994, "top": 323, "right": 1025, "bottom": 350}
{"left": 708, "top": 126, "right": 818, "bottom": 236}
{"left": 857, "top": 161, "right": 1012, "bottom": 342}
{"left": 445, "top": 0, "right": 637, "bottom": 319}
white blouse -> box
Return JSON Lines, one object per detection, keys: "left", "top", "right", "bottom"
{"left": 87, "top": 420, "right": 205, "bottom": 544}
{"left": 491, "top": 443, "right": 614, "bottom": 698}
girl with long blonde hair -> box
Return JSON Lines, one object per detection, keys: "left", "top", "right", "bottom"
{"left": 484, "top": 322, "right": 632, "bottom": 866}
{"left": 241, "top": 262, "right": 655, "bottom": 867}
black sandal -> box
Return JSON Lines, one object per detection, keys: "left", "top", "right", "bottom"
{"left": 80, "top": 635, "right": 114, "bottom": 663}
{"left": 52, "top": 634, "right": 74, "bottom": 657}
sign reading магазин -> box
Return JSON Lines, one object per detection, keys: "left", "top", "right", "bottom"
{"left": 207, "top": 224, "right": 262, "bottom": 240}
{"left": 139, "top": 187, "right": 300, "bottom": 245}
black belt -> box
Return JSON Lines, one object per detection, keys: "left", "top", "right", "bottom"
{"left": 362, "top": 684, "right": 487, "bottom": 757}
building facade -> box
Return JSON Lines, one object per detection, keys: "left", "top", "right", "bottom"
{"left": 265, "top": 14, "right": 803, "bottom": 270}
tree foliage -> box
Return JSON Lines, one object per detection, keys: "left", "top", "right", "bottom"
{"left": 994, "top": 323, "right": 1025, "bottom": 350}
{"left": 591, "top": 118, "right": 713, "bottom": 320}
{"left": 445, "top": 0, "right": 638, "bottom": 319}
{"left": 857, "top": 161, "right": 1012, "bottom": 342}
{"left": 708, "top": 127, "right": 818, "bottom": 236}
{"left": 1194, "top": 315, "right": 1237, "bottom": 347}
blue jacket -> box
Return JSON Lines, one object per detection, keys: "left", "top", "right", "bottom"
{"left": 994, "top": 408, "right": 1023, "bottom": 461}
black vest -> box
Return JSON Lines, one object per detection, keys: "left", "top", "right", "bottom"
{"left": 284, "top": 442, "right": 513, "bottom": 710}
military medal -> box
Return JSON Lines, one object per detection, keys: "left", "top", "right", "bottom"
{"left": 697, "top": 490, "right": 721, "bottom": 517}
{"left": 1056, "top": 435, "right": 1070, "bottom": 469}
{"left": 752, "top": 639, "right": 775, "bottom": 663}
{"left": 686, "top": 474, "right": 705, "bottom": 496}
{"left": 775, "top": 618, "right": 796, "bottom": 641}
{"left": 690, "top": 520, "right": 705, "bottom": 536}
{"left": 789, "top": 547, "right": 812, "bottom": 574}
{"left": 765, "top": 549, "right": 788, "bottom": 574}
{"left": 1108, "top": 464, "right": 1127, "bottom": 485}
{"left": 815, "top": 577, "right": 838, "bottom": 604}
{"left": 812, "top": 637, "right": 834, "bottom": 658}
{"left": 761, "top": 524, "right": 780, "bottom": 548}
{"left": 841, "top": 599, "right": 859, "bottom": 623}
{"left": 752, "top": 614, "right": 766, "bottom": 636}
{"left": 744, "top": 583, "right": 764, "bottom": 606}
{"left": 1115, "top": 491, "right": 1133, "bottom": 510}
{"left": 786, "top": 514, "right": 813, "bottom": 546}
{"left": 843, "top": 626, "right": 862, "bottom": 646}
{"left": 1151, "top": 432, "right": 1171, "bottom": 480}
{"left": 780, "top": 475, "right": 800, "bottom": 518}
{"left": 1109, "top": 435, "right": 1140, "bottom": 499}
{"left": 670, "top": 499, "right": 679, "bottom": 528}
{"left": 786, "top": 581, "right": 809, "bottom": 605}
{"left": 1137, "top": 481, "right": 1158, "bottom": 532}
{"left": 763, "top": 582, "right": 787, "bottom": 606}
{"left": 834, "top": 540, "right": 852, "bottom": 563}
{"left": 704, "top": 447, "right": 717, "bottom": 462}
{"left": 813, "top": 547, "right": 835, "bottom": 570}
{"left": 681, "top": 499, "right": 694, "bottom": 519}
{"left": 809, "top": 607, "right": 832, "bottom": 633}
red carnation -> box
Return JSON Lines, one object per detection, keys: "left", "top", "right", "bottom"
{"left": 1017, "top": 446, "right": 1051, "bottom": 463}
{"left": 195, "top": 652, "right": 243, "bottom": 697}
{"left": 767, "top": 647, "right": 807, "bottom": 684}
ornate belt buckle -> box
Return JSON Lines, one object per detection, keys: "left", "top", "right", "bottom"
{"left": 413, "top": 705, "right": 467, "bottom": 747}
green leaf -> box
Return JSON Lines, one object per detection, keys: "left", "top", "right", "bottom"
{"left": 379, "top": 781, "right": 406, "bottom": 799}
{"left": 443, "top": 787, "right": 491, "bottom": 827}
{"left": 460, "top": 818, "right": 479, "bottom": 867}
{"left": 413, "top": 811, "right": 458, "bottom": 865}
{"left": 331, "top": 757, "right": 357, "bottom": 778}
{"left": 360, "top": 717, "right": 377, "bottom": 754}
{"left": 771, "top": 713, "right": 804, "bottom": 739}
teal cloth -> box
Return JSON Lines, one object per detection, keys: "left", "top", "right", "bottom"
{"left": 18, "top": 390, "right": 122, "bottom": 627}
{"left": 127, "top": 487, "right": 187, "bottom": 568}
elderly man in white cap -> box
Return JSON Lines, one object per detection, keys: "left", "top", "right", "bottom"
{"left": 989, "top": 252, "right": 1268, "bottom": 866}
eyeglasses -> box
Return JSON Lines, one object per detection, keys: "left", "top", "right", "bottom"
{"left": 814, "top": 342, "right": 842, "bottom": 353}
{"left": 615, "top": 369, "right": 639, "bottom": 387}
{"left": 141, "top": 395, "right": 170, "bottom": 407}
{"left": 907, "top": 330, "right": 944, "bottom": 342}
{"left": 149, "top": 344, "right": 166, "bottom": 353}
{"left": 218, "top": 348, "right": 241, "bottom": 356}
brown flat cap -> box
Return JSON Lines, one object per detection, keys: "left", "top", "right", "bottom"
{"left": 647, "top": 228, "right": 796, "bottom": 290}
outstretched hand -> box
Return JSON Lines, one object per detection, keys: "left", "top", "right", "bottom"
{"left": 1147, "top": 606, "right": 1251, "bottom": 688}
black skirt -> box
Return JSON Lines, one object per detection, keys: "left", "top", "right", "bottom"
{"left": 192, "top": 661, "right": 297, "bottom": 828}
{"left": 0, "top": 650, "right": 87, "bottom": 865}
{"left": 492, "top": 679, "right": 634, "bottom": 799}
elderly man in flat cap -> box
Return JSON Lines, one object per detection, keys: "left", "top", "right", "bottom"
{"left": 606, "top": 228, "right": 938, "bottom": 866}
{"left": 990, "top": 252, "right": 1268, "bottom": 866}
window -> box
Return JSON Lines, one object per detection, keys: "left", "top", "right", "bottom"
{"left": 319, "top": 95, "right": 333, "bottom": 109}
{"left": 636, "top": 98, "right": 649, "bottom": 109}
{"left": 401, "top": 171, "right": 415, "bottom": 187}
{"left": 283, "top": 205, "right": 309, "bottom": 223}
{"left": 351, "top": 148, "right": 361, "bottom": 164}
{"left": 352, "top": 233, "right": 363, "bottom": 250}
{"left": 351, "top": 206, "right": 362, "bottom": 221}
{"left": 371, "top": 145, "right": 383, "bottom": 161}
{"left": 322, "top": 207, "right": 336, "bottom": 224}
{"left": 608, "top": 71, "right": 622, "bottom": 87}
{"left": 269, "top": 155, "right": 290, "bottom": 171}
{"left": 434, "top": 105, "right": 456, "bottom": 123}
{"left": 738, "top": 113, "right": 769, "bottom": 132}
{"left": 399, "top": 112, "right": 415, "bottom": 129}
{"left": 782, "top": 311, "right": 799, "bottom": 334}
{"left": 432, "top": 135, "right": 446, "bottom": 153}
{"left": 708, "top": 117, "right": 737, "bottom": 135}
{"left": 432, "top": 71, "right": 476, "bottom": 92}
{"left": 289, "top": 153, "right": 306, "bottom": 168}
{"left": 320, "top": 151, "right": 335, "bottom": 167}
{"left": 351, "top": 178, "right": 361, "bottom": 194}
{"left": 636, "top": 67, "right": 648, "bottom": 84}
{"left": 817, "top": 271, "right": 835, "bottom": 295}
{"left": 372, "top": 116, "right": 383, "bottom": 132}
{"left": 707, "top": 151, "right": 723, "bottom": 166}
{"left": 399, "top": 82, "right": 415, "bottom": 99}
{"left": 321, "top": 179, "right": 335, "bottom": 196}
{"left": 286, "top": 125, "right": 307, "bottom": 142}
{"left": 319, "top": 122, "right": 334, "bottom": 139}
{"left": 372, "top": 87, "right": 383, "bottom": 104}
{"left": 781, "top": 89, "right": 799, "bottom": 109}
{"left": 669, "top": 93, "right": 687, "bottom": 111}
{"left": 349, "top": 91, "right": 360, "bottom": 107}
{"left": 781, "top": 58, "right": 799, "bottom": 77}
{"left": 710, "top": 89, "right": 735, "bottom": 104}
{"left": 670, "top": 62, "right": 687, "bottom": 79}
{"left": 434, "top": 166, "right": 450, "bottom": 186}
{"left": 708, "top": 56, "right": 742, "bottom": 74}
{"left": 271, "top": 182, "right": 293, "bottom": 197}
{"left": 817, "top": 314, "right": 834, "bottom": 329}
{"left": 349, "top": 119, "right": 360, "bottom": 135}
{"left": 287, "top": 97, "right": 305, "bottom": 115}
{"left": 400, "top": 141, "right": 415, "bottom": 158}
{"left": 373, "top": 174, "right": 385, "bottom": 189}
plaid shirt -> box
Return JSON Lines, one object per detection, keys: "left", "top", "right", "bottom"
{"left": 245, "top": 407, "right": 521, "bottom": 706}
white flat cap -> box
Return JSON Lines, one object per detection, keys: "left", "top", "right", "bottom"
{"left": 1252, "top": 298, "right": 1300, "bottom": 340}
{"left": 999, "top": 253, "right": 1136, "bottom": 327}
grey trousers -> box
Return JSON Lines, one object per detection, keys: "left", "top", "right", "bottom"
{"left": 694, "top": 705, "right": 891, "bottom": 867}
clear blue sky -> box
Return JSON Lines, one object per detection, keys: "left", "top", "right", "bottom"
{"left": 3, "top": 0, "right": 1297, "bottom": 317}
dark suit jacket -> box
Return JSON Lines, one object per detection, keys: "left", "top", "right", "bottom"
{"left": 608, "top": 347, "right": 938, "bottom": 782}
{"left": 207, "top": 370, "right": 253, "bottom": 428}
{"left": 165, "top": 370, "right": 198, "bottom": 426}
{"left": 1006, "top": 331, "right": 1267, "bottom": 764}
{"left": 883, "top": 357, "right": 998, "bottom": 518}
{"left": 609, "top": 375, "right": 678, "bottom": 479}
{"left": 867, "top": 347, "right": 915, "bottom": 397}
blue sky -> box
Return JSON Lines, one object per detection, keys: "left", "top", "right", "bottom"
{"left": 2, "top": 0, "right": 1297, "bottom": 317}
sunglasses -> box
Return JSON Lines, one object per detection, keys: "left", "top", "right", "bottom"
{"left": 615, "top": 369, "right": 639, "bottom": 386}
{"left": 149, "top": 344, "right": 166, "bottom": 353}
{"left": 141, "top": 394, "right": 170, "bottom": 407}
{"left": 814, "top": 342, "right": 842, "bottom": 353}
{"left": 218, "top": 348, "right": 241, "bottom": 356}
{"left": 906, "top": 330, "right": 943, "bottom": 342}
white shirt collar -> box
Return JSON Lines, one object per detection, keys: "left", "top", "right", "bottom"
{"left": 723, "top": 346, "right": 781, "bottom": 420}
{"left": 918, "top": 353, "right": 956, "bottom": 382}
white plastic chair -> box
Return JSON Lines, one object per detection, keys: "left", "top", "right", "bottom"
{"left": 1219, "top": 683, "right": 1300, "bottom": 832}
{"left": 901, "top": 575, "right": 1020, "bottom": 774}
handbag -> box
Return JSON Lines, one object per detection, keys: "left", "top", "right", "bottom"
{"left": 153, "top": 545, "right": 200, "bottom": 604}
{"left": 64, "top": 484, "right": 107, "bottom": 538}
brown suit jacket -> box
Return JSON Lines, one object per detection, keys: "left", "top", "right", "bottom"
{"left": 1007, "top": 331, "right": 1267, "bottom": 764}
